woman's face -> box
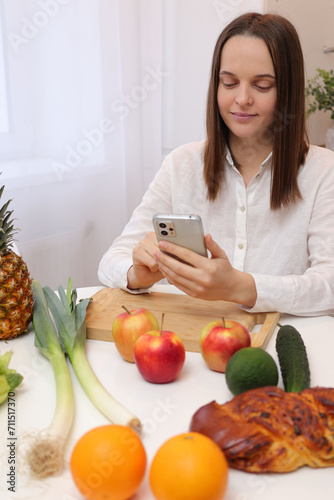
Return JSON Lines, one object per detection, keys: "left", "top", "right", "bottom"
{"left": 217, "top": 35, "right": 277, "bottom": 147}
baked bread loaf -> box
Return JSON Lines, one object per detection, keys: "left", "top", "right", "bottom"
{"left": 190, "top": 386, "right": 334, "bottom": 473}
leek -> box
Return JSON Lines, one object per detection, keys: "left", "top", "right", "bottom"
{"left": 43, "top": 278, "right": 142, "bottom": 434}
{"left": 24, "top": 280, "right": 74, "bottom": 478}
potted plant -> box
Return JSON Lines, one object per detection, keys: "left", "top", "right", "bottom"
{"left": 306, "top": 68, "right": 334, "bottom": 150}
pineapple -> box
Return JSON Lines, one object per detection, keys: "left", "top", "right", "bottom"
{"left": 0, "top": 180, "right": 34, "bottom": 340}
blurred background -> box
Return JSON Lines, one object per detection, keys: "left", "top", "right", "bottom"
{"left": 1, "top": 0, "right": 333, "bottom": 289}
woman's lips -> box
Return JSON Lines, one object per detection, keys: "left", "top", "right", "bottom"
{"left": 231, "top": 112, "right": 257, "bottom": 122}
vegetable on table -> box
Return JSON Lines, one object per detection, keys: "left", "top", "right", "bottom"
{"left": 22, "top": 280, "right": 74, "bottom": 478}
{"left": 24, "top": 278, "right": 142, "bottom": 480}
{"left": 275, "top": 324, "right": 311, "bottom": 393}
{"left": 43, "top": 278, "right": 142, "bottom": 434}
{"left": 0, "top": 351, "right": 23, "bottom": 404}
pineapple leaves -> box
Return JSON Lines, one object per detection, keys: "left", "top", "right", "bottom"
{"left": 0, "top": 199, "right": 12, "bottom": 219}
{"left": 0, "top": 179, "right": 17, "bottom": 251}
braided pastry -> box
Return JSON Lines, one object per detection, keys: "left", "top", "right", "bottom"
{"left": 190, "top": 386, "right": 334, "bottom": 473}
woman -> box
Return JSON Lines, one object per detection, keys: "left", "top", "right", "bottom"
{"left": 98, "top": 12, "right": 334, "bottom": 316}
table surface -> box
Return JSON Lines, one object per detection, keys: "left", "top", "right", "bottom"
{"left": 0, "top": 284, "right": 334, "bottom": 500}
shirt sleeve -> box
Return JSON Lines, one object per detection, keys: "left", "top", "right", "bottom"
{"left": 248, "top": 272, "right": 334, "bottom": 316}
{"left": 97, "top": 156, "right": 173, "bottom": 291}
{"left": 247, "top": 155, "right": 334, "bottom": 317}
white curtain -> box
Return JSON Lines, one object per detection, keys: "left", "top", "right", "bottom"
{"left": 0, "top": 0, "right": 263, "bottom": 289}
{"left": 0, "top": 0, "right": 164, "bottom": 289}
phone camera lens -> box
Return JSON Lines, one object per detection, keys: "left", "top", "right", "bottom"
{"left": 161, "top": 230, "right": 168, "bottom": 236}
{"left": 159, "top": 222, "right": 167, "bottom": 228}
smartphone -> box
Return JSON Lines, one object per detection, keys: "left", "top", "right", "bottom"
{"left": 152, "top": 214, "right": 207, "bottom": 261}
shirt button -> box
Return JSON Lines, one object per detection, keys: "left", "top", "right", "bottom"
{"left": 238, "top": 243, "right": 244, "bottom": 250}
{"left": 240, "top": 206, "right": 246, "bottom": 212}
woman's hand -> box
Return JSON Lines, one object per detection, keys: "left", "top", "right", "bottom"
{"left": 154, "top": 233, "right": 257, "bottom": 307}
{"left": 127, "top": 232, "right": 164, "bottom": 290}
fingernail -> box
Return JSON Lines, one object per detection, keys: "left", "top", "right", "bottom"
{"left": 154, "top": 251, "right": 160, "bottom": 261}
{"left": 159, "top": 240, "right": 167, "bottom": 249}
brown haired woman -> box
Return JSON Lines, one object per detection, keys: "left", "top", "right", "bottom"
{"left": 98, "top": 12, "right": 334, "bottom": 316}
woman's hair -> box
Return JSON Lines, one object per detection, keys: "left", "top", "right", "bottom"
{"left": 204, "top": 12, "right": 309, "bottom": 209}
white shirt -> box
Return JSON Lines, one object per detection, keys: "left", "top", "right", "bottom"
{"left": 98, "top": 141, "right": 334, "bottom": 316}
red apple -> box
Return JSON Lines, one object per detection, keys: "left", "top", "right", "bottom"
{"left": 200, "top": 319, "right": 251, "bottom": 373}
{"left": 112, "top": 306, "right": 159, "bottom": 363}
{"left": 133, "top": 330, "right": 186, "bottom": 383}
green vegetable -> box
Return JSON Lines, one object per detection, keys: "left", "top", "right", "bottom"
{"left": 27, "top": 280, "right": 74, "bottom": 478}
{"left": 0, "top": 351, "right": 23, "bottom": 404}
{"left": 275, "top": 324, "right": 311, "bottom": 393}
{"left": 226, "top": 347, "right": 279, "bottom": 396}
{"left": 43, "top": 278, "right": 142, "bottom": 434}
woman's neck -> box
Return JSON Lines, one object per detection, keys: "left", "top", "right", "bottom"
{"left": 229, "top": 135, "right": 273, "bottom": 186}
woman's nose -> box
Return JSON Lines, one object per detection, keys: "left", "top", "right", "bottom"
{"left": 235, "top": 85, "right": 253, "bottom": 106}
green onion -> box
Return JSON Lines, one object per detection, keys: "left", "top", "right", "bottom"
{"left": 24, "top": 280, "right": 74, "bottom": 478}
{"left": 43, "top": 278, "right": 142, "bottom": 434}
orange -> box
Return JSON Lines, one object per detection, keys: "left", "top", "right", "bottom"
{"left": 149, "top": 432, "right": 228, "bottom": 500}
{"left": 70, "top": 425, "right": 146, "bottom": 500}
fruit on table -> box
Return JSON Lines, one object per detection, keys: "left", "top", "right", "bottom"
{"left": 149, "top": 431, "right": 229, "bottom": 500}
{"left": 112, "top": 306, "right": 159, "bottom": 362}
{"left": 134, "top": 329, "right": 185, "bottom": 383}
{"left": 275, "top": 324, "right": 311, "bottom": 392}
{"left": 0, "top": 179, "right": 33, "bottom": 340}
{"left": 200, "top": 318, "right": 251, "bottom": 373}
{"left": 225, "top": 346, "right": 279, "bottom": 396}
{"left": 70, "top": 424, "right": 147, "bottom": 500}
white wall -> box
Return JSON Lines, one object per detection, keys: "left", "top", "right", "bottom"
{"left": 162, "top": 0, "right": 265, "bottom": 153}
{"left": 162, "top": 0, "right": 334, "bottom": 150}
{"left": 265, "top": 0, "right": 334, "bottom": 145}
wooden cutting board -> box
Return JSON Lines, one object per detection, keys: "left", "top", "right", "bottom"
{"left": 85, "top": 288, "right": 280, "bottom": 352}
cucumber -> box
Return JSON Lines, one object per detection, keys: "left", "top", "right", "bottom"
{"left": 275, "top": 325, "right": 311, "bottom": 392}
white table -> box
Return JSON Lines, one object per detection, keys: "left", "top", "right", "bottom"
{"left": 1, "top": 285, "right": 334, "bottom": 500}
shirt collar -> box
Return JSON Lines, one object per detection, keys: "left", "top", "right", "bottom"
{"left": 225, "top": 148, "right": 234, "bottom": 165}
{"left": 225, "top": 148, "right": 272, "bottom": 169}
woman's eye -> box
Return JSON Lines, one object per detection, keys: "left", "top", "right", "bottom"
{"left": 254, "top": 82, "right": 272, "bottom": 91}
{"left": 221, "top": 80, "right": 237, "bottom": 88}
